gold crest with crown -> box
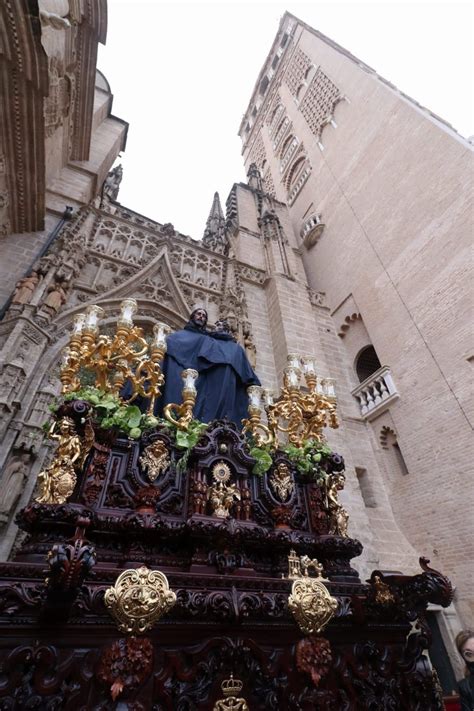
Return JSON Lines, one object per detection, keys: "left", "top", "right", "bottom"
{"left": 213, "top": 673, "right": 249, "bottom": 710}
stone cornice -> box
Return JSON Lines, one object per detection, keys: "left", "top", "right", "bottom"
{"left": 0, "top": 0, "right": 48, "bottom": 233}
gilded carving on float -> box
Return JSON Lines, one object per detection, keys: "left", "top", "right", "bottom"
{"left": 269, "top": 462, "right": 294, "bottom": 502}
{"left": 213, "top": 674, "right": 249, "bottom": 711}
{"left": 326, "top": 472, "right": 349, "bottom": 537}
{"left": 243, "top": 354, "right": 339, "bottom": 449}
{"left": 35, "top": 417, "right": 82, "bottom": 504}
{"left": 104, "top": 566, "right": 176, "bottom": 634}
{"left": 372, "top": 575, "right": 396, "bottom": 606}
{"left": 207, "top": 461, "right": 241, "bottom": 518}
{"left": 60, "top": 301, "right": 170, "bottom": 414}
{"left": 287, "top": 550, "right": 338, "bottom": 634}
{"left": 139, "top": 440, "right": 170, "bottom": 482}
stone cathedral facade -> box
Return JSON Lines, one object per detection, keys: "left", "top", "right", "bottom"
{"left": 0, "top": 4, "right": 471, "bottom": 680}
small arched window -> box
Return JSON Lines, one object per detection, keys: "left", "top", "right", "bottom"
{"left": 355, "top": 345, "right": 381, "bottom": 383}
{"left": 280, "top": 134, "right": 294, "bottom": 157}
{"left": 286, "top": 156, "right": 305, "bottom": 191}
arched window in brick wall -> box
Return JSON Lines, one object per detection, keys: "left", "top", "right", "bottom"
{"left": 355, "top": 345, "right": 382, "bottom": 383}
{"left": 285, "top": 156, "right": 305, "bottom": 192}
{"left": 280, "top": 134, "right": 294, "bottom": 159}
{"left": 380, "top": 426, "right": 409, "bottom": 476}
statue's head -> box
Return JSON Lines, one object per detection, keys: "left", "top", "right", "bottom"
{"left": 58, "top": 416, "right": 75, "bottom": 433}
{"left": 190, "top": 308, "right": 208, "bottom": 329}
{"left": 214, "top": 319, "right": 231, "bottom": 334}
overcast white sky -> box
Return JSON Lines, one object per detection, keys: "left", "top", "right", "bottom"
{"left": 98, "top": 0, "right": 473, "bottom": 240}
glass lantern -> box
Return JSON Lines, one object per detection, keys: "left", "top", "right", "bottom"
{"left": 84, "top": 305, "right": 104, "bottom": 332}
{"left": 287, "top": 353, "right": 302, "bottom": 370}
{"left": 284, "top": 366, "right": 301, "bottom": 390}
{"left": 181, "top": 368, "right": 198, "bottom": 395}
{"left": 118, "top": 298, "right": 137, "bottom": 328}
{"left": 247, "top": 385, "right": 263, "bottom": 410}
{"left": 262, "top": 388, "right": 274, "bottom": 407}
{"left": 323, "top": 378, "right": 336, "bottom": 399}
{"left": 301, "top": 357, "right": 317, "bottom": 376}
{"left": 152, "top": 322, "right": 171, "bottom": 351}
{"left": 72, "top": 313, "right": 86, "bottom": 336}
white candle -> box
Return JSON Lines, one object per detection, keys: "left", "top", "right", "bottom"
{"left": 85, "top": 305, "right": 104, "bottom": 331}
{"left": 284, "top": 366, "right": 301, "bottom": 389}
{"left": 323, "top": 378, "right": 336, "bottom": 399}
{"left": 302, "top": 357, "right": 317, "bottom": 376}
{"left": 61, "top": 348, "right": 71, "bottom": 368}
{"left": 262, "top": 388, "right": 274, "bottom": 407}
{"left": 153, "top": 322, "right": 170, "bottom": 350}
{"left": 182, "top": 368, "right": 198, "bottom": 393}
{"left": 287, "top": 353, "right": 301, "bottom": 370}
{"left": 247, "top": 385, "right": 263, "bottom": 409}
{"left": 119, "top": 298, "right": 137, "bottom": 326}
{"left": 72, "top": 313, "right": 86, "bottom": 335}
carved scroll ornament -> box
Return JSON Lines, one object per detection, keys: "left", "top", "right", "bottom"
{"left": 104, "top": 566, "right": 176, "bottom": 634}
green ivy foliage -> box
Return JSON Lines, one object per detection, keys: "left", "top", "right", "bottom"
{"left": 248, "top": 436, "right": 336, "bottom": 481}
{"left": 161, "top": 419, "right": 208, "bottom": 474}
{"left": 59, "top": 387, "right": 160, "bottom": 439}
{"left": 249, "top": 446, "right": 273, "bottom": 476}
{"left": 283, "top": 438, "right": 333, "bottom": 482}
{"left": 48, "top": 387, "right": 209, "bottom": 473}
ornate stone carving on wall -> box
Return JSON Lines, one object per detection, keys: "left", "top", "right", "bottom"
{"left": 0, "top": 450, "right": 32, "bottom": 527}
{"left": 299, "top": 67, "right": 343, "bottom": 141}
{"left": 0, "top": 0, "right": 48, "bottom": 233}
{"left": 44, "top": 56, "right": 73, "bottom": 138}
{"left": 11, "top": 272, "right": 41, "bottom": 305}
{"left": 235, "top": 264, "right": 266, "bottom": 285}
{"left": 247, "top": 132, "right": 266, "bottom": 173}
{"left": 284, "top": 47, "right": 312, "bottom": 97}
{"left": 104, "top": 165, "right": 123, "bottom": 202}
{"left": 307, "top": 288, "right": 327, "bottom": 309}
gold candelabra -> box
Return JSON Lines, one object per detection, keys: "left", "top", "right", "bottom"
{"left": 244, "top": 355, "right": 339, "bottom": 448}
{"left": 163, "top": 368, "right": 198, "bottom": 430}
{"left": 60, "top": 300, "right": 170, "bottom": 414}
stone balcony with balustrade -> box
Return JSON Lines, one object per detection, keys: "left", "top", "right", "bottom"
{"left": 351, "top": 366, "right": 399, "bottom": 420}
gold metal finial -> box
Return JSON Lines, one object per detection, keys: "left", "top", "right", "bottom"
{"left": 104, "top": 566, "right": 176, "bottom": 634}
{"left": 287, "top": 549, "right": 302, "bottom": 579}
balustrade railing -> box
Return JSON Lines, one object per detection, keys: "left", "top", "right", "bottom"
{"left": 351, "top": 366, "right": 398, "bottom": 419}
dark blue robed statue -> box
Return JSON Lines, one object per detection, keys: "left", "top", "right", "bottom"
{"left": 157, "top": 308, "right": 260, "bottom": 426}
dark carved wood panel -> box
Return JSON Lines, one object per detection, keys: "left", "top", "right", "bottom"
{"left": 0, "top": 417, "right": 451, "bottom": 708}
